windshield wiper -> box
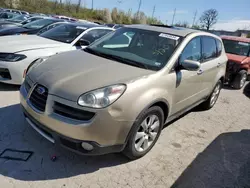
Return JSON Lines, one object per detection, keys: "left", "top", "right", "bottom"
{"left": 84, "top": 48, "right": 149, "bottom": 69}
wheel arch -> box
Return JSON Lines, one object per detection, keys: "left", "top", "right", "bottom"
{"left": 124, "top": 99, "right": 170, "bottom": 146}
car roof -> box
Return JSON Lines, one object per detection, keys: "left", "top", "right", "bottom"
{"left": 125, "top": 24, "right": 199, "bottom": 37}
{"left": 221, "top": 35, "right": 250, "bottom": 43}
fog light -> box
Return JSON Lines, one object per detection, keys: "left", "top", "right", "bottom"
{"left": 81, "top": 142, "right": 94, "bottom": 151}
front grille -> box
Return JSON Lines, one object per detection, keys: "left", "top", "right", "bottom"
{"left": 29, "top": 85, "right": 48, "bottom": 112}
{"left": 0, "top": 68, "right": 11, "bottom": 79}
{"left": 53, "top": 102, "right": 95, "bottom": 121}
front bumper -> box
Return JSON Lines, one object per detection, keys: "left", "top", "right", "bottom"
{"left": 0, "top": 60, "right": 25, "bottom": 85}
{"left": 22, "top": 108, "right": 124, "bottom": 155}
{"left": 20, "top": 81, "right": 132, "bottom": 155}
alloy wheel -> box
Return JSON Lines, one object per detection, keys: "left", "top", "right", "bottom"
{"left": 210, "top": 83, "right": 221, "bottom": 106}
{"left": 240, "top": 74, "right": 247, "bottom": 88}
{"left": 134, "top": 114, "right": 160, "bottom": 152}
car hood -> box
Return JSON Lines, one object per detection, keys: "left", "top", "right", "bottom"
{"left": 0, "top": 35, "right": 67, "bottom": 53}
{"left": 226, "top": 53, "right": 247, "bottom": 64}
{"left": 29, "top": 50, "right": 154, "bottom": 101}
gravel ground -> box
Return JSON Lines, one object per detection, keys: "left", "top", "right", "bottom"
{"left": 0, "top": 82, "right": 250, "bottom": 188}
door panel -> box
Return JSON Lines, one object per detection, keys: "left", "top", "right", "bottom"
{"left": 199, "top": 36, "right": 220, "bottom": 97}
{"left": 171, "top": 36, "right": 203, "bottom": 114}
{"left": 172, "top": 69, "right": 204, "bottom": 114}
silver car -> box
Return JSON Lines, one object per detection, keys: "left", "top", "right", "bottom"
{"left": 20, "top": 25, "right": 227, "bottom": 159}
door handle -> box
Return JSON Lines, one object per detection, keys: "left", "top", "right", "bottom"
{"left": 217, "top": 63, "right": 221, "bottom": 67}
{"left": 197, "top": 69, "right": 203, "bottom": 75}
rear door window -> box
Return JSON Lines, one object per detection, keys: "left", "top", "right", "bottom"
{"left": 202, "top": 36, "right": 217, "bottom": 62}
{"left": 216, "top": 39, "right": 222, "bottom": 57}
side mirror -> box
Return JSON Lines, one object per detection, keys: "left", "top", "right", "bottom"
{"left": 78, "top": 39, "right": 90, "bottom": 46}
{"left": 181, "top": 59, "right": 201, "bottom": 71}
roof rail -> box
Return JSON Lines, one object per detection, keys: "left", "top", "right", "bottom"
{"left": 150, "top": 24, "right": 173, "bottom": 28}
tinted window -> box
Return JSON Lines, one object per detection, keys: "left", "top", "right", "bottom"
{"left": 37, "top": 23, "right": 63, "bottom": 35}
{"left": 202, "top": 36, "right": 217, "bottom": 61}
{"left": 40, "top": 24, "right": 86, "bottom": 43}
{"left": 181, "top": 37, "right": 201, "bottom": 63}
{"left": 21, "top": 17, "right": 42, "bottom": 25}
{"left": 81, "top": 29, "right": 112, "bottom": 43}
{"left": 23, "top": 19, "right": 57, "bottom": 29}
{"left": 216, "top": 39, "right": 222, "bottom": 56}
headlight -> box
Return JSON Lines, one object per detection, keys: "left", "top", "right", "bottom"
{"left": 78, "top": 84, "right": 126, "bottom": 108}
{"left": 26, "top": 58, "right": 48, "bottom": 75}
{"left": 0, "top": 53, "right": 27, "bottom": 62}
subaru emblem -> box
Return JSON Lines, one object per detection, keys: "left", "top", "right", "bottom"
{"left": 36, "top": 86, "right": 45, "bottom": 95}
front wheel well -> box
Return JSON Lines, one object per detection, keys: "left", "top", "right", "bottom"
{"left": 149, "top": 101, "right": 169, "bottom": 123}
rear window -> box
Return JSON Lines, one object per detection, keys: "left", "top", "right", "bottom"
{"left": 202, "top": 36, "right": 217, "bottom": 61}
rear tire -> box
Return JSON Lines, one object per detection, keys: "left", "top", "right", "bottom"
{"left": 232, "top": 70, "right": 247, "bottom": 89}
{"left": 123, "top": 106, "right": 164, "bottom": 160}
{"left": 200, "top": 80, "right": 222, "bottom": 110}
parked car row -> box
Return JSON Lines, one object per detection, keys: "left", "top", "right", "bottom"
{"left": 0, "top": 7, "right": 249, "bottom": 160}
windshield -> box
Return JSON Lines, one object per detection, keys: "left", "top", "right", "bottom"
{"left": 86, "top": 27, "right": 182, "bottom": 71}
{"left": 7, "top": 15, "right": 28, "bottom": 22}
{"left": 223, "top": 39, "right": 250, "bottom": 56}
{"left": 23, "top": 19, "right": 57, "bottom": 29}
{"left": 39, "top": 24, "right": 86, "bottom": 43}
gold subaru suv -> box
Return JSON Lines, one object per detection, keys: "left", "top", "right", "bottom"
{"left": 20, "top": 25, "right": 227, "bottom": 159}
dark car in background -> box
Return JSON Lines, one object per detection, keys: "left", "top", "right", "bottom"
{"left": 4, "top": 9, "right": 29, "bottom": 15}
{"left": 0, "top": 17, "right": 64, "bottom": 36}
{"left": 0, "top": 12, "right": 19, "bottom": 20}
{"left": 0, "top": 15, "right": 44, "bottom": 29}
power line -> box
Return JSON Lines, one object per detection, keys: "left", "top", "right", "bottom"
{"left": 136, "top": 0, "right": 142, "bottom": 18}
{"left": 171, "top": 8, "right": 176, "bottom": 25}
{"left": 152, "top": 5, "right": 155, "bottom": 19}
{"left": 192, "top": 10, "right": 197, "bottom": 27}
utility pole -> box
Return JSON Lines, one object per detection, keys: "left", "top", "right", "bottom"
{"left": 171, "top": 8, "right": 176, "bottom": 25}
{"left": 152, "top": 5, "right": 155, "bottom": 19}
{"left": 91, "top": 0, "right": 93, "bottom": 10}
{"left": 136, "top": 0, "right": 142, "bottom": 18}
{"left": 192, "top": 10, "right": 197, "bottom": 27}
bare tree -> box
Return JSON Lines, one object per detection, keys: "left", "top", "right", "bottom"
{"left": 76, "top": 0, "right": 82, "bottom": 13}
{"left": 199, "top": 9, "right": 218, "bottom": 30}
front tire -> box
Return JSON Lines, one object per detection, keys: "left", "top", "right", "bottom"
{"left": 123, "top": 106, "right": 164, "bottom": 160}
{"left": 232, "top": 70, "right": 248, "bottom": 89}
{"left": 200, "top": 80, "right": 222, "bottom": 110}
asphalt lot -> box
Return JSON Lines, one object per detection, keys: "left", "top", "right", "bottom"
{"left": 0, "top": 82, "right": 250, "bottom": 188}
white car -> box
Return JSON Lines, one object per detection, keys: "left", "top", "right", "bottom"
{"left": 0, "top": 23, "right": 114, "bottom": 85}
